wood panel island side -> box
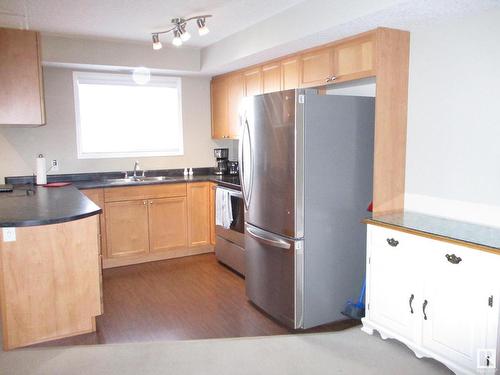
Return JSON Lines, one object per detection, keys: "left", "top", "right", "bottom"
{"left": 0, "top": 186, "right": 102, "bottom": 350}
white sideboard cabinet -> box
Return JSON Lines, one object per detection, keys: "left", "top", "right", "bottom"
{"left": 362, "top": 224, "right": 500, "bottom": 375}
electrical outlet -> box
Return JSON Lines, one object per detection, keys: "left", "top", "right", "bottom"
{"left": 2, "top": 228, "right": 16, "bottom": 242}
{"left": 51, "top": 159, "right": 59, "bottom": 172}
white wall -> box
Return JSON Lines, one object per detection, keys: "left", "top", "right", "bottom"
{"left": 405, "top": 9, "right": 500, "bottom": 225}
{"left": 0, "top": 67, "right": 235, "bottom": 180}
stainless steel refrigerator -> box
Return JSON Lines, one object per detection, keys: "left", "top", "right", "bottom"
{"left": 239, "top": 89, "right": 375, "bottom": 329}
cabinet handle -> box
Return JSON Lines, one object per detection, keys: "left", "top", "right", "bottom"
{"left": 325, "top": 75, "right": 337, "bottom": 83}
{"left": 386, "top": 238, "right": 399, "bottom": 247}
{"left": 149, "top": 201, "right": 153, "bottom": 205}
{"left": 422, "top": 299, "right": 428, "bottom": 320}
{"left": 445, "top": 254, "right": 462, "bottom": 264}
{"left": 143, "top": 200, "right": 147, "bottom": 205}
{"left": 409, "top": 294, "right": 414, "bottom": 314}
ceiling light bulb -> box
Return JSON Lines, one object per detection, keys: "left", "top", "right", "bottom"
{"left": 152, "top": 34, "right": 162, "bottom": 50}
{"left": 180, "top": 30, "right": 191, "bottom": 42}
{"left": 172, "top": 30, "right": 182, "bottom": 47}
{"left": 197, "top": 18, "right": 209, "bottom": 36}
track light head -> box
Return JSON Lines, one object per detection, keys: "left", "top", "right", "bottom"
{"left": 152, "top": 34, "right": 162, "bottom": 50}
{"left": 197, "top": 18, "right": 209, "bottom": 36}
{"left": 172, "top": 29, "right": 183, "bottom": 47}
{"left": 178, "top": 24, "right": 191, "bottom": 42}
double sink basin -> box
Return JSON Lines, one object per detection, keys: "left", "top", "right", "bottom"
{"left": 104, "top": 176, "right": 174, "bottom": 184}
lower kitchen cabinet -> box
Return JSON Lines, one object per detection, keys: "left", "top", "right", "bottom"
{"left": 105, "top": 199, "right": 150, "bottom": 258}
{"left": 100, "top": 183, "right": 213, "bottom": 268}
{"left": 187, "top": 182, "right": 211, "bottom": 247}
{"left": 148, "top": 197, "right": 188, "bottom": 252}
{"left": 363, "top": 224, "right": 500, "bottom": 374}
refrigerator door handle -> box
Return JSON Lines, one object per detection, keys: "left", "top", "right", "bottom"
{"left": 239, "top": 115, "right": 252, "bottom": 210}
{"left": 246, "top": 226, "right": 291, "bottom": 250}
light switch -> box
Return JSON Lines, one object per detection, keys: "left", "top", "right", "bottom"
{"left": 2, "top": 227, "right": 16, "bottom": 242}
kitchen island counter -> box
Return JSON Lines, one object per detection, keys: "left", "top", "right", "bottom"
{"left": 0, "top": 185, "right": 101, "bottom": 228}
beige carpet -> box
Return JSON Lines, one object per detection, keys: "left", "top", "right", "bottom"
{"left": 0, "top": 328, "right": 452, "bottom": 375}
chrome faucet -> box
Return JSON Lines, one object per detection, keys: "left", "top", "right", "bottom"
{"left": 133, "top": 161, "right": 140, "bottom": 178}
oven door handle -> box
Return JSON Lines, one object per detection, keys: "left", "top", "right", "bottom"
{"left": 216, "top": 186, "right": 242, "bottom": 199}
{"left": 246, "top": 226, "right": 291, "bottom": 250}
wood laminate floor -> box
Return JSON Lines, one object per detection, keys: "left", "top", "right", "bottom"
{"left": 35, "top": 253, "right": 358, "bottom": 347}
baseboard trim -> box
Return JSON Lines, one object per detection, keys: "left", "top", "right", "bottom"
{"left": 103, "top": 245, "right": 214, "bottom": 269}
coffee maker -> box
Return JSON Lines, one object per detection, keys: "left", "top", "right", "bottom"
{"left": 214, "top": 148, "right": 229, "bottom": 175}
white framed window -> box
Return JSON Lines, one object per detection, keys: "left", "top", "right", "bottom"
{"left": 73, "top": 71, "right": 183, "bottom": 159}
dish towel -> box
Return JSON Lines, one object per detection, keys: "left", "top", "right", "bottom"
{"left": 215, "top": 189, "right": 233, "bottom": 229}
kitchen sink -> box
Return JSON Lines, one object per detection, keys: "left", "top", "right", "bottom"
{"left": 104, "top": 176, "right": 174, "bottom": 183}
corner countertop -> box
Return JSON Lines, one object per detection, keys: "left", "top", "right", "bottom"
{"left": 1, "top": 170, "right": 240, "bottom": 228}
{"left": 364, "top": 211, "right": 500, "bottom": 254}
{"left": 0, "top": 185, "right": 101, "bottom": 228}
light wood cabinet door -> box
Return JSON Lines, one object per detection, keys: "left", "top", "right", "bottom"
{"left": 81, "top": 188, "right": 107, "bottom": 257}
{"left": 281, "top": 57, "right": 300, "bottom": 90}
{"left": 227, "top": 73, "right": 244, "bottom": 139}
{"left": 187, "top": 182, "right": 211, "bottom": 247}
{"left": 148, "top": 197, "right": 188, "bottom": 252}
{"left": 333, "top": 36, "right": 375, "bottom": 82}
{"left": 0, "top": 27, "right": 45, "bottom": 125}
{"left": 209, "top": 183, "right": 216, "bottom": 245}
{"left": 299, "top": 47, "right": 334, "bottom": 88}
{"left": 244, "top": 68, "right": 262, "bottom": 96}
{"left": 211, "top": 78, "right": 228, "bottom": 139}
{"left": 262, "top": 63, "right": 281, "bottom": 93}
{"left": 105, "top": 200, "right": 149, "bottom": 258}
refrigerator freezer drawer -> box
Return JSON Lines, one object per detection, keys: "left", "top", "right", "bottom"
{"left": 245, "top": 224, "right": 304, "bottom": 329}
{"left": 215, "top": 236, "right": 245, "bottom": 276}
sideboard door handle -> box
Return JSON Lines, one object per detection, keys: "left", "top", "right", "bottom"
{"left": 386, "top": 238, "right": 399, "bottom": 247}
{"left": 409, "top": 294, "right": 414, "bottom": 314}
{"left": 422, "top": 299, "right": 428, "bottom": 320}
{"left": 445, "top": 254, "right": 462, "bottom": 264}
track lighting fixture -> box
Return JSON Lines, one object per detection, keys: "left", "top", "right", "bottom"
{"left": 151, "top": 15, "right": 211, "bottom": 49}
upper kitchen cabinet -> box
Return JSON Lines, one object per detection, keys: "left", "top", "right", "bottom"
{"left": 226, "top": 73, "right": 244, "bottom": 139}
{"left": 211, "top": 77, "right": 229, "bottom": 139}
{"left": 299, "top": 47, "right": 334, "bottom": 88}
{"left": 262, "top": 62, "right": 281, "bottom": 93}
{"left": 281, "top": 56, "right": 300, "bottom": 91}
{"left": 243, "top": 68, "right": 262, "bottom": 97}
{"left": 211, "top": 74, "right": 243, "bottom": 140}
{"left": 332, "top": 34, "right": 375, "bottom": 83}
{"left": 0, "top": 27, "right": 45, "bottom": 126}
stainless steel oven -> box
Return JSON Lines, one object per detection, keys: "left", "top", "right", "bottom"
{"left": 215, "top": 186, "right": 245, "bottom": 276}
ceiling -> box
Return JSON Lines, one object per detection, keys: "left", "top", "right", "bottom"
{"left": 0, "top": 0, "right": 305, "bottom": 47}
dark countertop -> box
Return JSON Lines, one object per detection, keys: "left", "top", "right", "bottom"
{"left": 1, "top": 170, "right": 240, "bottom": 228}
{"left": 73, "top": 174, "right": 241, "bottom": 191}
{"left": 365, "top": 211, "right": 500, "bottom": 254}
{"left": 0, "top": 185, "right": 101, "bottom": 228}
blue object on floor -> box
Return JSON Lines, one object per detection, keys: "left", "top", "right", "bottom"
{"left": 341, "top": 278, "right": 366, "bottom": 320}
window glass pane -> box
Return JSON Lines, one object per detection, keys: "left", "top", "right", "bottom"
{"left": 74, "top": 73, "right": 183, "bottom": 158}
